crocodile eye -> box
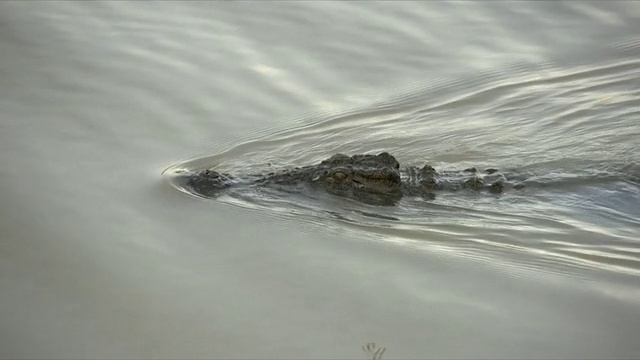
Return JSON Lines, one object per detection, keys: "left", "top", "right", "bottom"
{"left": 332, "top": 171, "right": 348, "bottom": 180}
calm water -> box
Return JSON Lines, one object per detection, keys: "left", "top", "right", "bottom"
{"left": 1, "top": 1, "right": 639, "bottom": 358}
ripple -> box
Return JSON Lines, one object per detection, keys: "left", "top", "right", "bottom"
{"left": 165, "top": 38, "right": 640, "bottom": 280}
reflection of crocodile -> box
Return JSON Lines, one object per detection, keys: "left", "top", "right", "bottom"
{"left": 173, "top": 152, "right": 525, "bottom": 205}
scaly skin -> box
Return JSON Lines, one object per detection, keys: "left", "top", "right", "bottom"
{"left": 175, "top": 152, "right": 524, "bottom": 204}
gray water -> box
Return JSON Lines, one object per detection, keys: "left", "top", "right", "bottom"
{"left": 2, "top": 1, "right": 640, "bottom": 359}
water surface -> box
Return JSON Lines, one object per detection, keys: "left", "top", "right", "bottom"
{"left": 1, "top": 1, "right": 640, "bottom": 358}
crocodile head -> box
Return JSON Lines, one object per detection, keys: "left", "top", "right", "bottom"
{"left": 169, "top": 152, "right": 404, "bottom": 205}
{"left": 309, "top": 152, "right": 403, "bottom": 204}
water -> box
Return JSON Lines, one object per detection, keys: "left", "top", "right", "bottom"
{"left": 1, "top": 1, "right": 639, "bottom": 358}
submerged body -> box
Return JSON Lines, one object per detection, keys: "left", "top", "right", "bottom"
{"left": 174, "top": 152, "right": 525, "bottom": 205}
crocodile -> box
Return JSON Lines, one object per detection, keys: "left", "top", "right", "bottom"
{"left": 171, "top": 152, "right": 524, "bottom": 205}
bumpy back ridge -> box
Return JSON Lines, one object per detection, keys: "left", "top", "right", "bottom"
{"left": 320, "top": 152, "right": 400, "bottom": 170}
